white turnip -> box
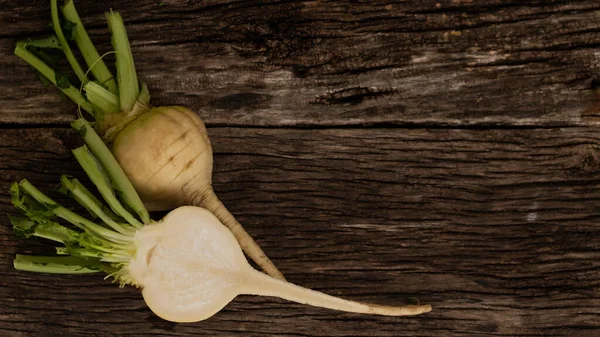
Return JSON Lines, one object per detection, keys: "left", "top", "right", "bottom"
{"left": 10, "top": 126, "right": 432, "bottom": 323}
{"left": 127, "top": 206, "right": 432, "bottom": 322}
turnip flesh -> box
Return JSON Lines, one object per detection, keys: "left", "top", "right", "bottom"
{"left": 10, "top": 127, "right": 431, "bottom": 323}
{"left": 135, "top": 206, "right": 432, "bottom": 323}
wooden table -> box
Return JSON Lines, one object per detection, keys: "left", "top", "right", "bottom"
{"left": 1, "top": 1, "right": 600, "bottom": 336}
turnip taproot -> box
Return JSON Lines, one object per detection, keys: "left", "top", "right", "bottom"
{"left": 15, "top": 0, "right": 283, "bottom": 280}
{"left": 10, "top": 126, "right": 432, "bottom": 323}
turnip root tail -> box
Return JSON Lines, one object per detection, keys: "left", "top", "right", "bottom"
{"left": 199, "top": 189, "right": 286, "bottom": 281}
{"left": 243, "top": 268, "right": 432, "bottom": 316}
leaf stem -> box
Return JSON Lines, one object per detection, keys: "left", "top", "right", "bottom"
{"left": 59, "top": 177, "right": 121, "bottom": 221}
{"left": 14, "top": 43, "right": 94, "bottom": 115}
{"left": 18, "top": 179, "right": 133, "bottom": 244}
{"left": 84, "top": 81, "right": 120, "bottom": 115}
{"left": 106, "top": 11, "right": 139, "bottom": 112}
{"left": 60, "top": 175, "right": 136, "bottom": 235}
{"left": 72, "top": 146, "right": 142, "bottom": 229}
{"left": 71, "top": 118, "right": 150, "bottom": 224}
{"left": 51, "top": 0, "right": 88, "bottom": 84}
{"left": 9, "top": 216, "right": 78, "bottom": 244}
{"left": 14, "top": 255, "right": 100, "bottom": 274}
{"left": 62, "top": 0, "right": 118, "bottom": 95}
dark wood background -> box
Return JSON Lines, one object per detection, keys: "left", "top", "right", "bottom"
{"left": 2, "top": 1, "right": 600, "bottom": 336}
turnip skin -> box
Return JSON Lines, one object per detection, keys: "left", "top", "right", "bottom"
{"left": 111, "top": 106, "right": 212, "bottom": 211}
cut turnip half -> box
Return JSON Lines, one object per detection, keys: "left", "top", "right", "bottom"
{"left": 131, "top": 207, "right": 432, "bottom": 322}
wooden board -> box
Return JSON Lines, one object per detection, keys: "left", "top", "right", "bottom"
{"left": 1, "top": 0, "right": 600, "bottom": 126}
{"left": 2, "top": 0, "right": 600, "bottom": 336}
{"left": 1, "top": 127, "right": 599, "bottom": 336}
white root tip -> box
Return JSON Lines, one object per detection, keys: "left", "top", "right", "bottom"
{"left": 244, "top": 268, "right": 432, "bottom": 317}
{"left": 366, "top": 304, "right": 432, "bottom": 316}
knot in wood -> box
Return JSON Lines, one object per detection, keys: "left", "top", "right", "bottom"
{"left": 572, "top": 145, "right": 600, "bottom": 174}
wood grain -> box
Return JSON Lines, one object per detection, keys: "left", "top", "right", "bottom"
{"left": 2, "top": 0, "right": 600, "bottom": 336}
{"left": 1, "top": 0, "right": 600, "bottom": 126}
{"left": 1, "top": 127, "right": 599, "bottom": 336}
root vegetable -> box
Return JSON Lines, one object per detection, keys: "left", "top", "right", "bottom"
{"left": 129, "top": 206, "right": 432, "bottom": 322}
{"left": 15, "top": 0, "right": 283, "bottom": 280}
{"left": 10, "top": 126, "right": 432, "bottom": 323}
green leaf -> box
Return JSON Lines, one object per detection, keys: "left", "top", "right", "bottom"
{"left": 25, "top": 36, "right": 62, "bottom": 49}
{"left": 40, "top": 202, "right": 60, "bottom": 211}
{"left": 10, "top": 216, "right": 37, "bottom": 239}
{"left": 14, "top": 254, "right": 103, "bottom": 274}
{"left": 75, "top": 124, "right": 87, "bottom": 138}
{"left": 25, "top": 46, "right": 64, "bottom": 70}
{"left": 37, "top": 72, "right": 52, "bottom": 87}
{"left": 11, "top": 181, "right": 59, "bottom": 225}
{"left": 78, "top": 232, "right": 106, "bottom": 248}
{"left": 55, "top": 72, "right": 71, "bottom": 89}
{"left": 62, "top": 19, "right": 77, "bottom": 41}
{"left": 57, "top": 182, "right": 70, "bottom": 196}
{"left": 26, "top": 208, "right": 55, "bottom": 223}
{"left": 10, "top": 182, "right": 23, "bottom": 210}
{"left": 9, "top": 183, "right": 44, "bottom": 215}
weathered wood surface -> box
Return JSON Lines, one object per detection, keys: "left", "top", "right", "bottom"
{"left": 2, "top": 0, "right": 600, "bottom": 336}
{"left": 1, "top": 127, "right": 600, "bottom": 336}
{"left": 1, "top": 0, "right": 600, "bottom": 126}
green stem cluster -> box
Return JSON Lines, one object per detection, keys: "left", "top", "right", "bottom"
{"left": 14, "top": 43, "right": 94, "bottom": 114}
{"left": 14, "top": 0, "right": 145, "bottom": 120}
{"left": 72, "top": 118, "right": 149, "bottom": 224}
{"left": 106, "top": 10, "right": 139, "bottom": 112}
{"left": 10, "top": 123, "right": 150, "bottom": 286}
{"left": 51, "top": 0, "right": 88, "bottom": 84}
{"left": 62, "top": 0, "right": 118, "bottom": 94}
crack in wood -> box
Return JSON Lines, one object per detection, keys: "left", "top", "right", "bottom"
{"left": 310, "top": 87, "right": 399, "bottom": 106}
